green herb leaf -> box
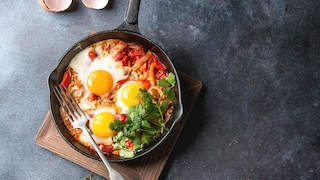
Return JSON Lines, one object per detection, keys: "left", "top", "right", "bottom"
{"left": 158, "top": 78, "right": 170, "bottom": 88}
{"left": 141, "top": 134, "right": 153, "bottom": 147}
{"left": 160, "top": 101, "right": 170, "bottom": 113}
{"left": 167, "top": 72, "right": 176, "bottom": 87}
{"left": 119, "top": 149, "right": 135, "bottom": 158}
{"left": 164, "top": 89, "right": 175, "bottom": 101}
{"left": 112, "top": 131, "right": 125, "bottom": 147}
{"left": 109, "top": 120, "right": 124, "bottom": 131}
{"left": 141, "top": 120, "right": 151, "bottom": 128}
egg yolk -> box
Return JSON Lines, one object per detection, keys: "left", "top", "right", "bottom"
{"left": 121, "top": 82, "right": 143, "bottom": 107}
{"left": 91, "top": 112, "right": 117, "bottom": 138}
{"left": 87, "top": 70, "right": 113, "bottom": 96}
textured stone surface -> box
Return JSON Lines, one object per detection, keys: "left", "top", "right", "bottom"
{"left": 0, "top": 0, "right": 320, "bottom": 179}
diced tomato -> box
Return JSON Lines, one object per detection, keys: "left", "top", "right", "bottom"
{"left": 60, "top": 68, "right": 71, "bottom": 88}
{"left": 88, "top": 50, "right": 96, "bottom": 61}
{"left": 88, "top": 93, "right": 98, "bottom": 100}
{"left": 121, "top": 55, "right": 128, "bottom": 66}
{"left": 141, "top": 79, "right": 151, "bottom": 89}
{"left": 101, "top": 144, "right": 114, "bottom": 153}
{"left": 125, "top": 139, "right": 135, "bottom": 150}
{"left": 115, "top": 114, "right": 126, "bottom": 124}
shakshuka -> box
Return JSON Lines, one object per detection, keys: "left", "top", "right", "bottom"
{"left": 58, "top": 39, "right": 176, "bottom": 158}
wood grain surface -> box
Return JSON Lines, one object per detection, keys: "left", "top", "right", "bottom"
{"left": 35, "top": 72, "right": 202, "bottom": 180}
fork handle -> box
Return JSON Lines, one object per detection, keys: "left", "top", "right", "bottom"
{"left": 81, "top": 128, "right": 124, "bottom": 180}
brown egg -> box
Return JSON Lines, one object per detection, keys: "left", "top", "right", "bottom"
{"left": 38, "top": 0, "right": 73, "bottom": 12}
{"left": 82, "top": 0, "right": 109, "bottom": 10}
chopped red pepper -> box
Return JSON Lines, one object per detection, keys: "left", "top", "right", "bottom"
{"left": 155, "top": 69, "right": 166, "bottom": 80}
{"left": 117, "top": 79, "right": 129, "bottom": 85}
{"left": 153, "top": 56, "right": 166, "bottom": 72}
{"left": 60, "top": 68, "right": 71, "bottom": 88}
{"left": 114, "top": 52, "right": 124, "bottom": 61}
{"left": 152, "top": 56, "right": 166, "bottom": 79}
{"left": 121, "top": 55, "right": 129, "bottom": 66}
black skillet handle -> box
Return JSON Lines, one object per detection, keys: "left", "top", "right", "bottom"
{"left": 116, "top": 0, "right": 141, "bottom": 34}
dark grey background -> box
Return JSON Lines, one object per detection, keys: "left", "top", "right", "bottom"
{"left": 0, "top": 0, "right": 319, "bottom": 179}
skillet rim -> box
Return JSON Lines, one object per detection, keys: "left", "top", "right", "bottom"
{"left": 48, "top": 30, "right": 183, "bottom": 162}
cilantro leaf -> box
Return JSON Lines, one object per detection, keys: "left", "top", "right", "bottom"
{"left": 141, "top": 134, "right": 153, "bottom": 147}
{"left": 160, "top": 101, "right": 170, "bottom": 113}
{"left": 164, "top": 89, "right": 175, "bottom": 101}
{"left": 158, "top": 78, "right": 170, "bottom": 88}
{"left": 167, "top": 72, "right": 176, "bottom": 87}
{"left": 109, "top": 120, "right": 124, "bottom": 131}
{"left": 141, "top": 120, "right": 151, "bottom": 128}
{"left": 119, "top": 149, "right": 135, "bottom": 158}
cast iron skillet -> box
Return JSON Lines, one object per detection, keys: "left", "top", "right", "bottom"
{"left": 48, "top": 0, "right": 183, "bottom": 162}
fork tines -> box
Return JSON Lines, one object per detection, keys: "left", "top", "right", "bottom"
{"left": 53, "top": 84, "right": 84, "bottom": 123}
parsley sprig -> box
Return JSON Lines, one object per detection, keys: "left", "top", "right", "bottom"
{"left": 109, "top": 73, "right": 176, "bottom": 158}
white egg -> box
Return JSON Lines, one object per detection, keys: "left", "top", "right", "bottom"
{"left": 78, "top": 106, "right": 116, "bottom": 145}
{"left": 69, "top": 48, "right": 92, "bottom": 83}
{"left": 69, "top": 48, "right": 125, "bottom": 96}
{"left": 115, "top": 81, "right": 144, "bottom": 114}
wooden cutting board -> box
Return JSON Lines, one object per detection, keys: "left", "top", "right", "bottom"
{"left": 35, "top": 72, "right": 202, "bottom": 180}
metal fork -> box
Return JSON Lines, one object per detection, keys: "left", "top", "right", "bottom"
{"left": 53, "top": 84, "right": 124, "bottom": 180}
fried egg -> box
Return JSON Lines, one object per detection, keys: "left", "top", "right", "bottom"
{"left": 79, "top": 107, "right": 117, "bottom": 145}
{"left": 115, "top": 81, "right": 144, "bottom": 113}
{"left": 69, "top": 48, "right": 125, "bottom": 96}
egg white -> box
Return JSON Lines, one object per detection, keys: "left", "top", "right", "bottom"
{"left": 115, "top": 81, "right": 143, "bottom": 114}
{"left": 78, "top": 106, "right": 116, "bottom": 145}
{"left": 69, "top": 48, "right": 125, "bottom": 95}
